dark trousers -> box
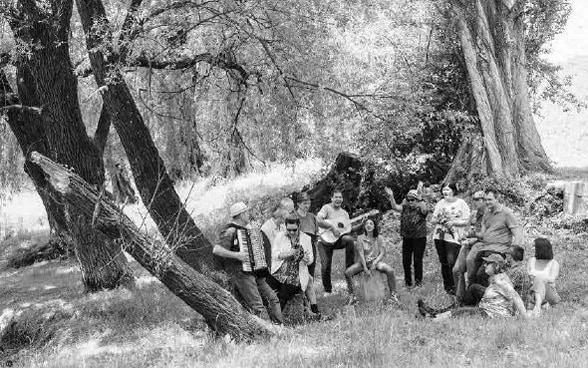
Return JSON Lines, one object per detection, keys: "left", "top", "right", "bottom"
{"left": 434, "top": 239, "right": 461, "bottom": 294}
{"left": 402, "top": 237, "right": 427, "bottom": 286}
{"left": 318, "top": 234, "right": 355, "bottom": 293}
{"left": 231, "top": 271, "right": 283, "bottom": 324}
{"left": 307, "top": 234, "right": 318, "bottom": 278}
{"left": 462, "top": 283, "right": 487, "bottom": 306}
{"left": 266, "top": 276, "right": 301, "bottom": 311}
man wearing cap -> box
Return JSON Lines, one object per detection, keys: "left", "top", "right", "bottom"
{"left": 213, "top": 202, "right": 283, "bottom": 324}
{"left": 386, "top": 187, "right": 429, "bottom": 288}
{"left": 452, "top": 190, "right": 487, "bottom": 302}
{"left": 465, "top": 188, "right": 523, "bottom": 287}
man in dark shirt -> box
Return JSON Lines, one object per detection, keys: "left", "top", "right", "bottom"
{"left": 387, "top": 188, "right": 429, "bottom": 287}
{"left": 213, "top": 202, "right": 283, "bottom": 324}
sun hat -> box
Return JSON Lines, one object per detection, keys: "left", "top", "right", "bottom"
{"left": 229, "top": 202, "right": 248, "bottom": 217}
{"left": 481, "top": 253, "right": 506, "bottom": 266}
{"left": 406, "top": 190, "right": 421, "bottom": 200}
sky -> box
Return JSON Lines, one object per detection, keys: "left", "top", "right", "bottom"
{"left": 535, "top": 0, "right": 588, "bottom": 168}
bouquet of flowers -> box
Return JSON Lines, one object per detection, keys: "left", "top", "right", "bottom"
{"left": 435, "top": 208, "right": 461, "bottom": 240}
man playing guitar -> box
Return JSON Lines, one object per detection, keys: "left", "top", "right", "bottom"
{"left": 317, "top": 189, "right": 357, "bottom": 294}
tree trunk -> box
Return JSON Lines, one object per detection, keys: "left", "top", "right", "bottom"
{"left": 75, "top": 0, "right": 216, "bottom": 272}
{"left": 5, "top": 0, "right": 133, "bottom": 290}
{"left": 30, "top": 151, "right": 272, "bottom": 341}
{"left": 449, "top": 0, "right": 552, "bottom": 178}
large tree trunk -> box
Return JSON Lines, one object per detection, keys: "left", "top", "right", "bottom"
{"left": 30, "top": 151, "right": 272, "bottom": 341}
{"left": 75, "top": 0, "right": 215, "bottom": 272}
{"left": 447, "top": 0, "right": 552, "bottom": 181}
{"left": 5, "top": 0, "right": 133, "bottom": 290}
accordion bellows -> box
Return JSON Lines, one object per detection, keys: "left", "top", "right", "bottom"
{"left": 237, "top": 228, "right": 269, "bottom": 274}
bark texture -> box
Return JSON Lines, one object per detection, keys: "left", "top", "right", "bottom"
{"left": 30, "top": 152, "right": 272, "bottom": 341}
{"left": 4, "top": 0, "right": 133, "bottom": 290}
{"left": 447, "top": 0, "right": 552, "bottom": 182}
{"left": 76, "top": 0, "right": 215, "bottom": 272}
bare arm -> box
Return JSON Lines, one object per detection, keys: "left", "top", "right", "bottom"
{"left": 356, "top": 240, "right": 368, "bottom": 272}
{"left": 213, "top": 244, "right": 246, "bottom": 262}
{"left": 385, "top": 187, "right": 403, "bottom": 212}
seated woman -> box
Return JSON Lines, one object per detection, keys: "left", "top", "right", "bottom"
{"left": 418, "top": 253, "right": 527, "bottom": 319}
{"left": 267, "top": 215, "right": 320, "bottom": 317}
{"left": 527, "top": 237, "right": 561, "bottom": 317}
{"left": 344, "top": 219, "right": 398, "bottom": 304}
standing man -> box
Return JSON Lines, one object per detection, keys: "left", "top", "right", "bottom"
{"left": 213, "top": 202, "right": 283, "bottom": 324}
{"left": 465, "top": 188, "right": 523, "bottom": 286}
{"left": 316, "top": 189, "right": 356, "bottom": 294}
{"left": 295, "top": 191, "right": 319, "bottom": 277}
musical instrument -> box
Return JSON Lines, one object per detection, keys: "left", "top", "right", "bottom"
{"left": 237, "top": 228, "right": 269, "bottom": 276}
{"left": 318, "top": 209, "right": 380, "bottom": 244}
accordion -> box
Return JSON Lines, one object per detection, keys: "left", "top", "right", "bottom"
{"left": 237, "top": 228, "right": 269, "bottom": 276}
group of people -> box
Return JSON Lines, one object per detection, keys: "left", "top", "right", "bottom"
{"left": 212, "top": 184, "right": 561, "bottom": 325}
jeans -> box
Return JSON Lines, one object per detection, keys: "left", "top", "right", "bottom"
{"left": 402, "top": 237, "right": 427, "bottom": 287}
{"left": 231, "top": 271, "right": 283, "bottom": 324}
{"left": 434, "top": 239, "right": 461, "bottom": 293}
{"left": 266, "top": 275, "right": 302, "bottom": 311}
{"left": 318, "top": 234, "right": 355, "bottom": 292}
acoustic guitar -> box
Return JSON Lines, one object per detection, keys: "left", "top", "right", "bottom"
{"left": 318, "top": 209, "right": 379, "bottom": 244}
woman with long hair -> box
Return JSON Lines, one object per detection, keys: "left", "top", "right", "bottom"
{"left": 344, "top": 219, "right": 398, "bottom": 304}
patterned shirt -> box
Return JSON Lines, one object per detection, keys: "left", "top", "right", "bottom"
{"left": 400, "top": 203, "right": 428, "bottom": 238}
{"left": 479, "top": 273, "right": 519, "bottom": 318}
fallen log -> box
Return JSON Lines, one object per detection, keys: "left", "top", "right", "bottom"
{"left": 29, "top": 152, "right": 272, "bottom": 341}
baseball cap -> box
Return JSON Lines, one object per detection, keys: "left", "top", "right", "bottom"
{"left": 406, "top": 190, "right": 421, "bottom": 200}
{"left": 481, "top": 253, "right": 506, "bottom": 266}
{"left": 230, "top": 202, "right": 248, "bottom": 217}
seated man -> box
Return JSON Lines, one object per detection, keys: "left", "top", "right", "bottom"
{"left": 266, "top": 215, "right": 320, "bottom": 317}
{"left": 418, "top": 253, "right": 527, "bottom": 320}
{"left": 465, "top": 188, "right": 523, "bottom": 287}
{"left": 316, "top": 189, "right": 356, "bottom": 294}
{"left": 212, "top": 202, "right": 283, "bottom": 324}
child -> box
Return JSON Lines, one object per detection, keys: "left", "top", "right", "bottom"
{"left": 527, "top": 238, "right": 561, "bottom": 317}
{"left": 344, "top": 219, "right": 398, "bottom": 304}
{"left": 418, "top": 253, "right": 527, "bottom": 319}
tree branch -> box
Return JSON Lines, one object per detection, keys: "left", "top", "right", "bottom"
{"left": 93, "top": 104, "right": 111, "bottom": 157}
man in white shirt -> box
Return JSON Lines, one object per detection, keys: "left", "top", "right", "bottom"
{"left": 316, "top": 189, "right": 356, "bottom": 294}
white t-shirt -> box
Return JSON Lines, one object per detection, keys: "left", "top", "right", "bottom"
{"left": 432, "top": 198, "right": 471, "bottom": 243}
{"left": 317, "top": 204, "right": 350, "bottom": 228}
{"left": 261, "top": 218, "right": 283, "bottom": 248}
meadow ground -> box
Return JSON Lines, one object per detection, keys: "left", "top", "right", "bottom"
{"left": 2, "top": 163, "right": 588, "bottom": 367}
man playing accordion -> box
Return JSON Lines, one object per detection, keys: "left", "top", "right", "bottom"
{"left": 213, "top": 201, "right": 283, "bottom": 324}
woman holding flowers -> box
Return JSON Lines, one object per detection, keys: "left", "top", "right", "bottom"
{"left": 431, "top": 183, "right": 470, "bottom": 294}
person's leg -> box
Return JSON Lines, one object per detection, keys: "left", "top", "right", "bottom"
{"left": 232, "top": 272, "right": 270, "bottom": 321}
{"left": 435, "top": 239, "right": 452, "bottom": 293}
{"left": 278, "top": 283, "right": 301, "bottom": 311}
{"left": 413, "top": 237, "right": 427, "bottom": 286}
{"left": 451, "top": 306, "right": 487, "bottom": 318}
{"left": 305, "top": 278, "right": 320, "bottom": 314}
{"left": 344, "top": 263, "right": 364, "bottom": 294}
{"left": 265, "top": 274, "right": 280, "bottom": 291}
{"left": 341, "top": 235, "right": 356, "bottom": 269}
{"left": 529, "top": 277, "right": 548, "bottom": 316}
{"left": 463, "top": 283, "right": 486, "bottom": 306}
{"left": 402, "top": 237, "right": 413, "bottom": 287}
{"left": 256, "top": 277, "right": 283, "bottom": 324}
{"left": 317, "top": 241, "right": 334, "bottom": 292}
{"left": 307, "top": 236, "right": 318, "bottom": 278}
{"left": 544, "top": 284, "right": 561, "bottom": 306}
{"left": 466, "top": 243, "right": 483, "bottom": 286}
{"left": 453, "top": 243, "right": 469, "bottom": 302}
{"left": 375, "top": 262, "right": 397, "bottom": 294}
{"left": 445, "top": 242, "right": 461, "bottom": 294}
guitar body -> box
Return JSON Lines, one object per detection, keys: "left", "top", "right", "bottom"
{"left": 318, "top": 209, "right": 380, "bottom": 244}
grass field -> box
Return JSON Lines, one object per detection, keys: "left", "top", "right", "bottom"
{"left": 2, "top": 162, "right": 588, "bottom": 367}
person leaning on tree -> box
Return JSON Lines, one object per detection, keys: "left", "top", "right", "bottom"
{"left": 386, "top": 187, "right": 429, "bottom": 288}
{"left": 212, "top": 202, "right": 283, "bottom": 324}
{"left": 465, "top": 188, "right": 524, "bottom": 288}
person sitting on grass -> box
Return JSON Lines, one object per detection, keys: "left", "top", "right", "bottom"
{"left": 527, "top": 237, "right": 561, "bottom": 317}
{"left": 418, "top": 253, "right": 527, "bottom": 319}
{"left": 344, "top": 219, "right": 398, "bottom": 305}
